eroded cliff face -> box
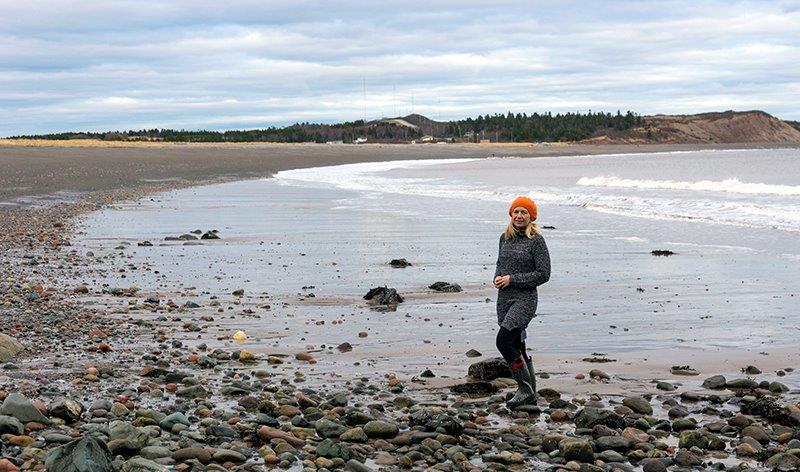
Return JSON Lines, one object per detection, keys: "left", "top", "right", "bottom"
{"left": 587, "top": 110, "right": 800, "bottom": 144}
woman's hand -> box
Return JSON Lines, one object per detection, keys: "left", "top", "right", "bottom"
{"left": 493, "top": 275, "right": 511, "bottom": 289}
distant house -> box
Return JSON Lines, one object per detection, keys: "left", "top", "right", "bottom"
{"left": 354, "top": 137, "right": 368, "bottom": 144}
{"left": 326, "top": 140, "right": 344, "bottom": 145}
{"left": 420, "top": 135, "right": 436, "bottom": 142}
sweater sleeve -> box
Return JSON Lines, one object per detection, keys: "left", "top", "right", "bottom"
{"left": 493, "top": 236, "right": 503, "bottom": 279}
{"left": 509, "top": 235, "right": 551, "bottom": 288}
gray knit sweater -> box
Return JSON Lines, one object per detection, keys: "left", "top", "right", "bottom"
{"left": 494, "top": 230, "right": 551, "bottom": 330}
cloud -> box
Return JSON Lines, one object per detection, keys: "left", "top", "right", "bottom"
{"left": 1, "top": 0, "right": 799, "bottom": 135}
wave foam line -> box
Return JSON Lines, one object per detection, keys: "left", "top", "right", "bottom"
{"left": 577, "top": 176, "right": 800, "bottom": 196}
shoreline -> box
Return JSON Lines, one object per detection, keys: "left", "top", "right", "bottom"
{"left": 1, "top": 143, "right": 799, "bottom": 471}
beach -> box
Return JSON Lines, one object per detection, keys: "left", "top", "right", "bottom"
{"left": 1, "top": 142, "right": 800, "bottom": 471}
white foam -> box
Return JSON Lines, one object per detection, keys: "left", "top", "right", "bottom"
{"left": 577, "top": 176, "right": 800, "bottom": 196}
{"left": 274, "top": 157, "right": 800, "bottom": 233}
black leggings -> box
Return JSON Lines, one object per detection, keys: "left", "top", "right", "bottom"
{"left": 496, "top": 327, "right": 527, "bottom": 365}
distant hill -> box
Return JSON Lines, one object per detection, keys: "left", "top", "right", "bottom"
{"left": 9, "top": 110, "right": 800, "bottom": 144}
{"left": 588, "top": 110, "right": 800, "bottom": 144}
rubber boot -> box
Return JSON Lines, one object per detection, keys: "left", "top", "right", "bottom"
{"left": 524, "top": 353, "right": 537, "bottom": 397}
{"left": 506, "top": 356, "right": 536, "bottom": 409}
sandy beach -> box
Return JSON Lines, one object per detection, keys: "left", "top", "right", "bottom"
{"left": 1, "top": 142, "right": 799, "bottom": 471}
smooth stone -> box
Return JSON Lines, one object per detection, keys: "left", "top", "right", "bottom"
{"left": 702, "top": 375, "right": 726, "bottom": 389}
{"left": 139, "top": 446, "right": 172, "bottom": 460}
{"left": 0, "top": 393, "right": 51, "bottom": 424}
{"left": 622, "top": 396, "right": 653, "bottom": 415}
{"left": 0, "top": 415, "right": 24, "bottom": 435}
{"left": 159, "top": 412, "right": 190, "bottom": 430}
{"left": 559, "top": 438, "right": 594, "bottom": 463}
{"left": 172, "top": 447, "right": 212, "bottom": 464}
{"left": 212, "top": 449, "right": 246, "bottom": 462}
{"left": 121, "top": 457, "right": 168, "bottom": 472}
{"left": 363, "top": 420, "right": 399, "bottom": 439}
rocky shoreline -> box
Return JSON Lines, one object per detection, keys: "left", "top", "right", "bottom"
{"left": 1, "top": 181, "right": 800, "bottom": 472}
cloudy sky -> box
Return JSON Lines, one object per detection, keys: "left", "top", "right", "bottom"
{"left": 1, "top": 0, "right": 799, "bottom": 136}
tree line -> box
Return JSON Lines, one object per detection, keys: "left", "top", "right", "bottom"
{"left": 10, "top": 110, "right": 642, "bottom": 143}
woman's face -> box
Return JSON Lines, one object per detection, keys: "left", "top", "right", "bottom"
{"left": 511, "top": 206, "right": 531, "bottom": 229}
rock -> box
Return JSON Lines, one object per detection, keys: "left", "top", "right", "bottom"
{"left": 622, "top": 396, "right": 653, "bottom": 415}
{"left": 409, "top": 408, "right": 464, "bottom": 436}
{"left": 671, "top": 418, "right": 698, "bottom": 431}
{"left": 0, "top": 333, "right": 25, "bottom": 362}
{"left": 159, "top": 412, "right": 190, "bottom": 430}
{"left": 49, "top": 398, "right": 83, "bottom": 423}
{"left": 340, "top": 427, "right": 368, "bottom": 442}
{"left": 337, "top": 342, "right": 353, "bottom": 352}
{"left": 651, "top": 249, "right": 675, "bottom": 256}
{"left": 231, "top": 330, "right": 247, "bottom": 341}
{"left": 258, "top": 426, "right": 306, "bottom": 447}
{"left": 182, "top": 301, "right": 200, "bottom": 309}
{"left": 345, "top": 459, "right": 375, "bottom": 472}
{"left": 139, "top": 446, "right": 172, "bottom": 460}
{"left": 559, "top": 438, "right": 594, "bottom": 463}
{"left": 641, "top": 458, "right": 668, "bottom": 472}
{"left": 0, "top": 392, "right": 51, "bottom": 424}
{"left": 744, "top": 365, "right": 761, "bottom": 374}
{"left": 670, "top": 365, "right": 699, "bottom": 375}
{"left": 656, "top": 381, "right": 675, "bottom": 391}
{"left": 769, "top": 381, "right": 789, "bottom": 393}
{"left": 0, "top": 458, "right": 19, "bottom": 472}
{"left": 741, "top": 425, "right": 770, "bottom": 444}
{"left": 589, "top": 369, "right": 610, "bottom": 380}
{"left": 172, "top": 447, "right": 212, "bottom": 464}
{"left": 316, "top": 438, "right": 351, "bottom": 461}
{"left": 363, "top": 420, "right": 399, "bottom": 439}
{"left": 764, "top": 452, "right": 800, "bottom": 471}
{"left": 622, "top": 427, "right": 650, "bottom": 443}
{"left": 238, "top": 349, "right": 255, "bottom": 362}
{"left": 420, "top": 368, "right": 435, "bottom": 378}
{"left": 594, "top": 435, "right": 633, "bottom": 451}
{"left": 389, "top": 258, "right": 411, "bottom": 268}
{"left": 44, "top": 436, "right": 112, "bottom": 472}
{"left": 674, "top": 449, "right": 702, "bottom": 467}
{"left": 679, "top": 430, "right": 709, "bottom": 449}
{"left": 449, "top": 381, "right": 497, "bottom": 398}
{"left": 363, "top": 286, "right": 404, "bottom": 305}
{"left": 702, "top": 375, "right": 726, "bottom": 389}
{"left": 726, "top": 378, "right": 759, "bottom": 390}
{"left": 468, "top": 357, "right": 511, "bottom": 381}
{"left": 316, "top": 418, "right": 349, "bottom": 438}
{"left": 200, "top": 231, "right": 220, "bottom": 240}
{"left": 428, "top": 281, "right": 462, "bottom": 292}
{"left": 176, "top": 385, "right": 209, "bottom": 398}
{"left": 736, "top": 442, "right": 759, "bottom": 456}
{"left": 107, "top": 420, "right": 149, "bottom": 454}
{"left": 465, "top": 349, "right": 482, "bottom": 358}
{"left": 121, "top": 457, "right": 167, "bottom": 472}
{"left": 574, "top": 407, "right": 626, "bottom": 430}
{"left": 212, "top": 449, "right": 246, "bottom": 463}
{"left": 0, "top": 415, "right": 23, "bottom": 435}
{"left": 137, "top": 241, "right": 153, "bottom": 246}
{"left": 740, "top": 397, "right": 799, "bottom": 426}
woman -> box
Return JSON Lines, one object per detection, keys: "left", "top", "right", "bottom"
{"left": 494, "top": 195, "right": 551, "bottom": 408}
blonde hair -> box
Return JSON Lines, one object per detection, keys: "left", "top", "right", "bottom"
{"left": 504, "top": 221, "right": 541, "bottom": 240}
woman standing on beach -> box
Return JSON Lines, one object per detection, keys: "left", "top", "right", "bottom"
{"left": 494, "top": 196, "right": 551, "bottom": 408}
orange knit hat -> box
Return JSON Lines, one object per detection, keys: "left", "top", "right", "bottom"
{"left": 508, "top": 196, "right": 538, "bottom": 221}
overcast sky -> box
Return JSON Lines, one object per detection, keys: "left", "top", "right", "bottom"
{"left": 1, "top": 0, "right": 799, "bottom": 136}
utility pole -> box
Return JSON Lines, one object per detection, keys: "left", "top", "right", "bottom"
{"left": 362, "top": 78, "right": 366, "bottom": 124}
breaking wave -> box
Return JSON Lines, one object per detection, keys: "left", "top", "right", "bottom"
{"left": 577, "top": 176, "right": 800, "bottom": 196}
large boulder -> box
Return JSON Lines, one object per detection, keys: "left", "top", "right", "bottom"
{"left": 0, "top": 392, "right": 50, "bottom": 424}
{"left": 468, "top": 358, "right": 511, "bottom": 381}
{"left": 0, "top": 333, "right": 23, "bottom": 361}
{"left": 0, "top": 415, "right": 23, "bottom": 435}
{"left": 44, "top": 435, "right": 112, "bottom": 472}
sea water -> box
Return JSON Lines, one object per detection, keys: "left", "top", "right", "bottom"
{"left": 73, "top": 148, "right": 800, "bottom": 380}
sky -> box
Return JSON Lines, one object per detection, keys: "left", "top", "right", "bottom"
{"left": 1, "top": 0, "right": 799, "bottom": 136}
